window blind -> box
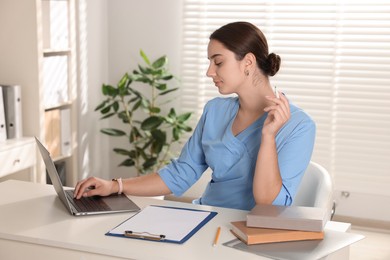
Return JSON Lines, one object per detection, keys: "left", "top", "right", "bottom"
{"left": 180, "top": 0, "right": 390, "bottom": 196}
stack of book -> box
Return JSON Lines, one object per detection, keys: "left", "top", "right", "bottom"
{"left": 231, "top": 204, "right": 329, "bottom": 245}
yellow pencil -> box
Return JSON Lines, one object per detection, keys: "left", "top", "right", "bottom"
{"left": 213, "top": 226, "right": 221, "bottom": 247}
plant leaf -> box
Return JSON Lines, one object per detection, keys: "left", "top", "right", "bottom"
{"left": 138, "top": 65, "right": 151, "bottom": 75}
{"left": 117, "top": 73, "right": 129, "bottom": 90}
{"left": 152, "top": 56, "right": 167, "bottom": 69}
{"left": 151, "top": 140, "right": 163, "bottom": 154}
{"left": 151, "top": 68, "right": 164, "bottom": 76}
{"left": 161, "top": 74, "right": 173, "bottom": 80}
{"left": 100, "top": 112, "right": 116, "bottom": 119}
{"left": 112, "top": 101, "right": 119, "bottom": 112}
{"left": 113, "top": 148, "right": 131, "bottom": 155}
{"left": 142, "top": 157, "right": 157, "bottom": 169}
{"left": 151, "top": 129, "right": 166, "bottom": 143}
{"left": 130, "top": 126, "right": 142, "bottom": 142}
{"left": 101, "top": 128, "right": 126, "bottom": 136}
{"left": 155, "top": 83, "right": 167, "bottom": 91}
{"left": 119, "top": 158, "right": 135, "bottom": 167}
{"left": 133, "top": 74, "right": 152, "bottom": 84}
{"left": 159, "top": 88, "right": 178, "bottom": 96}
{"left": 128, "top": 96, "right": 139, "bottom": 104}
{"left": 103, "top": 84, "right": 117, "bottom": 97}
{"left": 168, "top": 108, "right": 176, "bottom": 118}
{"left": 178, "top": 124, "right": 192, "bottom": 132}
{"left": 149, "top": 107, "right": 161, "bottom": 114}
{"left": 128, "top": 87, "right": 142, "bottom": 98}
{"left": 141, "top": 116, "right": 163, "bottom": 130}
{"left": 173, "top": 127, "right": 180, "bottom": 141}
{"left": 128, "top": 150, "right": 138, "bottom": 159}
{"left": 177, "top": 112, "right": 192, "bottom": 122}
{"left": 132, "top": 99, "right": 142, "bottom": 111}
{"left": 140, "top": 98, "right": 150, "bottom": 109}
{"left": 100, "top": 106, "right": 111, "bottom": 114}
{"left": 95, "top": 100, "right": 107, "bottom": 111}
{"left": 118, "top": 111, "right": 130, "bottom": 123}
{"left": 140, "top": 49, "right": 151, "bottom": 65}
{"left": 164, "top": 116, "right": 174, "bottom": 124}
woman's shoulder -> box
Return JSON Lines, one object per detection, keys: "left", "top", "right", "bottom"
{"left": 199, "top": 97, "right": 239, "bottom": 121}
{"left": 289, "top": 102, "right": 316, "bottom": 128}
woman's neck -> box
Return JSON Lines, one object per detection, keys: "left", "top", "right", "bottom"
{"left": 237, "top": 79, "right": 274, "bottom": 114}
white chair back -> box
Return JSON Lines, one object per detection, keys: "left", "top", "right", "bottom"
{"left": 293, "top": 161, "right": 335, "bottom": 218}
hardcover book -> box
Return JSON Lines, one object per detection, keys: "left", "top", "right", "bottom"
{"left": 231, "top": 221, "right": 324, "bottom": 245}
{"left": 247, "top": 204, "right": 329, "bottom": 232}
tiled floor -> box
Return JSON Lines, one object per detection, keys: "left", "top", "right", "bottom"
{"left": 350, "top": 227, "right": 390, "bottom": 260}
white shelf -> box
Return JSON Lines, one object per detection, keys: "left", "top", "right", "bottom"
{"left": 0, "top": 0, "right": 78, "bottom": 185}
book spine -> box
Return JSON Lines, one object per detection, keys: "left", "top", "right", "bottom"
{"left": 247, "top": 230, "right": 324, "bottom": 245}
{"left": 246, "top": 216, "right": 324, "bottom": 232}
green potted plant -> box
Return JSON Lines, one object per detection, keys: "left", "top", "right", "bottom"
{"left": 95, "top": 50, "right": 192, "bottom": 176}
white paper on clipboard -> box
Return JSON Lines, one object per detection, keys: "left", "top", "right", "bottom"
{"left": 107, "top": 205, "right": 217, "bottom": 243}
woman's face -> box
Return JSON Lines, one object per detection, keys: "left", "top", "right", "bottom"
{"left": 206, "top": 39, "right": 247, "bottom": 95}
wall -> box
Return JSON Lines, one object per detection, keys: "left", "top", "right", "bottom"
{"left": 82, "top": 0, "right": 183, "bottom": 179}
{"left": 0, "top": 0, "right": 41, "bottom": 138}
{"left": 106, "top": 0, "right": 183, "bottom": 178}
{"left": 77, "top": 0, "right": 110, "bottom": 181}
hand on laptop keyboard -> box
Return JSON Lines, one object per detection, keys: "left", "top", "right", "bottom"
{"left": 74, "top": 177, "right": 118, "bottom": 199}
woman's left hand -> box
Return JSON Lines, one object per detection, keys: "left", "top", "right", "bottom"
{"left": 263, "top": 91, "right": 290, "bottom": 136}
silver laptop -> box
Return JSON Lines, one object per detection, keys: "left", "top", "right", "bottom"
{"left": 35, "top": 137, "right": 140, "bottom": 216}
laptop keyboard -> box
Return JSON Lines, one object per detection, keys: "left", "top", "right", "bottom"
{"left": 65, "top": 190, "right": 111, "bottom": 212}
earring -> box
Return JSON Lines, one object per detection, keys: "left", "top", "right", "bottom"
{"left": 245, "top": 69, "right": 249, "bottom": 76}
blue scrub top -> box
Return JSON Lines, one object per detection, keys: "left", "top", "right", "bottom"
{"left": 158, "top": 97, "right": 316, "bottom": 210}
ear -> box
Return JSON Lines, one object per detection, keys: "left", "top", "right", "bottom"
{"left": 243, "top": 52, "right": 256, "bottom": 70}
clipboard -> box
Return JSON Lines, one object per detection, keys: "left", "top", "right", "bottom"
{"left": 106, "top": 205, "right": 218, "bottom": 244}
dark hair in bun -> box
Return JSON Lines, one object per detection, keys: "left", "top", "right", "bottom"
{"left": 263, "top": 53, "right": 281, "bottom": 76}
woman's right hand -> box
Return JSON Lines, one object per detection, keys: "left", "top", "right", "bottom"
{"left": 262, "top": 91, "right": 290, "bottom": 137}
{"left": 73, "top": 176, "right": 117, "bottom": 199}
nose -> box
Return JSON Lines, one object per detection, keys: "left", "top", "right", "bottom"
{"left": 206, "top": 63, "right": 215, "bottom": 78}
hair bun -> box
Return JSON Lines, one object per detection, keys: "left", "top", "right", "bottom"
{"left": 265, "top": 53, "right": 281, "bottom": 76}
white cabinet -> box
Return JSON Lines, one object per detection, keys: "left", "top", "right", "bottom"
{"left": 0, "top": 138, "right": 36, "bottom": 181}
{"left": 0, "top": 0, "right": 78, "bottom": 185}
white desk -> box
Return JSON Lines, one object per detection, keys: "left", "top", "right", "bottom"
{"left": 0, "top": 180, "right": 352, "bottom": 260}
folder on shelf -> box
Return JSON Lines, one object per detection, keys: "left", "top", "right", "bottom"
{"left": 106, "top": 205, "right": 218, "bottom": 244}
{"left": 44, "top": 109, "right": 61, "bottom": 158}
{"left": 60, "top": 108, "right": 72, "bottom": 156}
{"left": 0, "top": 86, "right": 6, "bottom": 141}
{"left": 1, "top": 85, "right": 23, "bottom": 139}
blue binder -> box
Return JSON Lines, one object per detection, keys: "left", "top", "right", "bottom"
{"left": 106, "top": 205, "right": 218, "bottom": 244}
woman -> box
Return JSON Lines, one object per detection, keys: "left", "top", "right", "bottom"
{"left": 74, "top": 22, "right": 315, "bottom": 210}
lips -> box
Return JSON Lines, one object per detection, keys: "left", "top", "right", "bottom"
{"left": 214, "top": 80, "right": 222, "bottom": 87}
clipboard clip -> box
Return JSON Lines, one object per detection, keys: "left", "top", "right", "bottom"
{"left": 124, "top": 230, "right": 166, "bottom": 241}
